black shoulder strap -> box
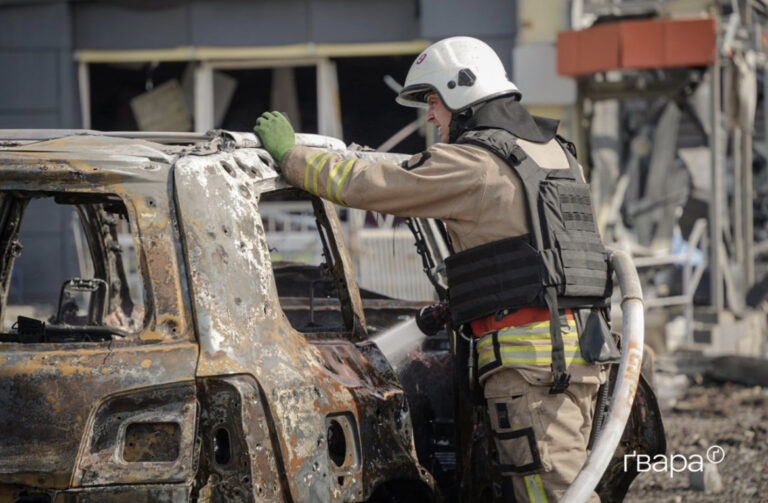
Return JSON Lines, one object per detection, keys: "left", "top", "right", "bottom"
{"left": 509, "top": 150, "right": 548, "bottom": 251}
{"left": 555, "top": 134, "right": 577, "bottom": 159}
{"left": 553, "top": 135, "right": 582, "bottom": 181}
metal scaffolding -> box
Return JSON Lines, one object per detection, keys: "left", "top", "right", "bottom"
{"left": 567, "top": 1, "right": 765, "bottom": 329}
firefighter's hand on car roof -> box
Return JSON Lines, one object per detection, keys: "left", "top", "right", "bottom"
{"left": 253, "top": 111, "right": 295, "bottom": 164}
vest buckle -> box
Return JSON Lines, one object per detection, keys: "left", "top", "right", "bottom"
{"left": 549, "top": 371, "right": 571, "bottom": 394}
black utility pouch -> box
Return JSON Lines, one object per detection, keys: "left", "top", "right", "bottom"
{"left": 574, "top": 307, "right": 621, "bottom": 364}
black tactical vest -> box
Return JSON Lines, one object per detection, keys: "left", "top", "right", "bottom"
{"left": 445, "top": 128, "right": 612, "bottom": 392}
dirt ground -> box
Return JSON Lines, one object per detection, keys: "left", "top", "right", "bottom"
{"left": 624, "top": 380, "right": 768, "bottom": 502}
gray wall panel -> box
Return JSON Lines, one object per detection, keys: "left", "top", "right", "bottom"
{"left": 73, "top": 3, "right": 188, "bottom": 49}
{"left": 0, "top": 52, "right": 59, "bottom": 110}
{"left": 190, "top": 1, "right": 309, "bottom": 46}
{"left": 309, "top": 0, "right": 419, "bottom": 43}
{"left": 0, "top": 113, "right": 60, "bottom": 128}
{"left": 0, "top": 0, "right": 518, "bottom": 130}
{"left": 0, "top": 0, "right": 68, "bottom": 5}
{"left": 0, "top": 3, "right": 70, "bottom": 49}
{"left": 416, "top": 0, "right": 517, "bottom": 74}
{"left": 419, "top": 0, "right": 516, "bottom": 38}
{"left": 13, "top": 200, "right": 80, "bottom": 305}
{"left": 0, "top": 1, "right": 72, "bottom": 129}
{"left": 58, "top": 48, "right": 79, "bottom": 128}
{"left": 57, "top": 3, "right": 77, "bottom": 128}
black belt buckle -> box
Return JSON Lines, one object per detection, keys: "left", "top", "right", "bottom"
{"left": 549, "top": 371, "right": 571, "bottom": 394}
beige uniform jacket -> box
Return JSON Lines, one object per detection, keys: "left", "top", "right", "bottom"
{"left": 280, "top": 139, "right": 604, "bottom": 384}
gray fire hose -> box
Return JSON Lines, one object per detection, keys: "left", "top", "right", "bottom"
{"left": 560, "top": 249, "right": 645, "bottom": 502}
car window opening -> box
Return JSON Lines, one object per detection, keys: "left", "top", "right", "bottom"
{"left": 260, "top": 189, "right": 351, "bottom": 337}
{"left": 0, "top": 192, "right": 144, "bottom": 342}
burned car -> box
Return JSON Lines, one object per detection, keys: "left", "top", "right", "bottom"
{"left": 0, "top": 130, "right": 437, "bottom": 503}
{"left": 0, "top": 129, "right": 664, "bottom": 503}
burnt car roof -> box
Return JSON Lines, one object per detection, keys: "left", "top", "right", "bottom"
{"left": 0, "top": 129, "right": 408, "bottom": 190}
{"left": 0, "top": 129, "right": 357, "bottom": 193}
{"left": 0, "top": 129, "right": 345, "bottom": 155}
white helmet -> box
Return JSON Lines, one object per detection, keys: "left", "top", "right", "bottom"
{"left": 397, "top": 36, "right": 521, "bottom": 112}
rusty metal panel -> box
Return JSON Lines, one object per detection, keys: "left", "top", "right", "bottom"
{"left": 73, "top": 381, "right": 198, "bottom": 487}
{"left": 195, "top": 376, "right": 285, "bottom": 502}
{"left": 315, "top": 197, "right": 368, "bottom": 336}
{"left": 173, "top": 147, "right": 434, "bottom": 501}
{"left": 172, "top": 148, "right": 287, "bottom": 374}
{"left": 0, "top": 134, "right": 436, "bottom": 501}
{"left": 52, "top": 484, "right": 190, "bottom": 502}
{"left": 0, "top": 136, "right": 196, "bottom": 343}
{"left": 0, "top": 342, "right": 198, "bottom": 489}
{"left": 174, "top": 149, "right": 360, "bottom": 501}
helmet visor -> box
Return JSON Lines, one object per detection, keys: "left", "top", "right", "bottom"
{"left": 396, "top": 83, "right": 435, "bottom": 109}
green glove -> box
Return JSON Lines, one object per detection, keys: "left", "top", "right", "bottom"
{"left": 253, "top": 111, "right": 296, "bottom": 163}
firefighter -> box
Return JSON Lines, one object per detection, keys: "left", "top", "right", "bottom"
{"left": 254, "top": 36, "right": 618, "bottom": 502}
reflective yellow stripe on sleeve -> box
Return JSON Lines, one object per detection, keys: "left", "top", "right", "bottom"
{"left": 335, "top": 158, "right": 356, "bottom": 205}
{"left": 313, "top": 153, "right": 332, "bottom": 194}
{"left": 303, "top": 152, "right": 332, "bottom": 195}
{"left": 327, "top": 159, "right": 355, "bottom": 204}
{"left": 304, "top": 152, "right": 323, "bottom": 190}
{"left": 534, "top": 474, "right": 548, "bottom": 503}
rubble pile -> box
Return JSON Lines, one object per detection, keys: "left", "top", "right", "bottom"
{"left": 626, "top": 380, "right": 768, "bottom": 502}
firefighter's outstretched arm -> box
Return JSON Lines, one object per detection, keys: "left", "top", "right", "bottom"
{"left": 253, "top": 110, "right": 487, "bottom": 221}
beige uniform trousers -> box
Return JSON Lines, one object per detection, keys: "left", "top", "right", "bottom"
{"left": 483, "top": 368, "right": 600, "bottom": 503}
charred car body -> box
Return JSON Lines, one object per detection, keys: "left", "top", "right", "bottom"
{"left": 0, "top": 130, "right": 664, "bottom": 503}
{"left": 0, "top": 130, "right": 436, "bottom": 503}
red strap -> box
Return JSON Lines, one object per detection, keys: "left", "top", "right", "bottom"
{"left": 470, "top": 307, "right": 574, "bottom": 337}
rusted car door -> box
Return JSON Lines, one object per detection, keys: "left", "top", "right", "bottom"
{"left": 173, "top": 147, "right": 434, "bottom": 502}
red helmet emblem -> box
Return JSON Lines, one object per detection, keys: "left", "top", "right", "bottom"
{"left": 416, "top": 53, "right": 427, "bottom": 65}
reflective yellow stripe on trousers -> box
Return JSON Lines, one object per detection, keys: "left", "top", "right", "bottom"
{"left": 524, "top": 474, "right": 548, "bottom": 503}
{"left": 476, "top": 318, "right": 587, "bottom": 369}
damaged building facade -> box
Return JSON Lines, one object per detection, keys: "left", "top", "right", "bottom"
{"left": 0, "top": 0, "right": 520, "bottom": 304}
{"left": 0, "top": 0, "right": 517, "bottom": 139}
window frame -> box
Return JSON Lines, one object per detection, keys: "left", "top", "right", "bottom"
{"left": 259, "top": 188, "right": 366, "bottom": 341}
{"left": 0, "top": 190, "right": 147, "bottom": 340}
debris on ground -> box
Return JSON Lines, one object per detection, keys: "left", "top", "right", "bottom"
{"left": 624, "top": 379, "right": 768, "bottom": 502}
{"left": 688, "top": 462, "right": 723, "bottom": 494}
